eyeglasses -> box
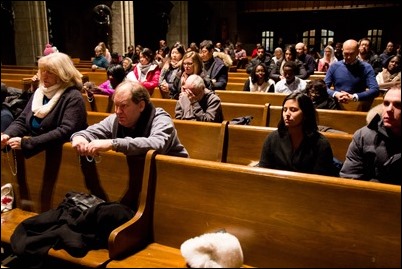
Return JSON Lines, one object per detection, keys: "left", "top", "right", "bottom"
{"left": 183, "top": 62, "right": 193, "bottom": 66}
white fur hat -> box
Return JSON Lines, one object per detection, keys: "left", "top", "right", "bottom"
{"left": 180, "top": 232, "right": 244, "bottom": 268}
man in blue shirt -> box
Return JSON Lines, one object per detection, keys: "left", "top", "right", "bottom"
{"left": 324, "top": 39, "right": 379, "bottom": 103}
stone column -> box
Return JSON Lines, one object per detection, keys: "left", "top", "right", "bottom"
{"left": 13, "top": 1, "right": 48, "bottom": 65}
{"left": 166, "top": 1, "right": 188, "bottom": 47}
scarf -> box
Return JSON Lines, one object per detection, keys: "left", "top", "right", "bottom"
{"left": 31, "top": 83, "right": 65, "bottom": 118}
{"left": 116, "top": 102, "right": 156, "bottom": 138}
{"left": 138, "top": 63, "right": 151, "bottom": 76}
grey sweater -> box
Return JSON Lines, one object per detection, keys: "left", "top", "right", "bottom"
{"left": 71, "top": 107, "right": 188, "bottom": 157}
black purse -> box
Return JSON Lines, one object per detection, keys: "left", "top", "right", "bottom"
{"left": 229, "top": 115, "right": 253, "bottom": 125}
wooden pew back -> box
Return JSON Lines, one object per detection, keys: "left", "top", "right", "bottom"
{"left": 228, "top": 72, "right": 249, "bottom": 79}
{"left": 81, "top": 71, "right": 108, "bottom": 85}
{"left": 1, "top": 143, "right": 149, "bottom": 267}
{"left": 82, "top": 93, "right": 114, "bottom": 113}
{"left": 172, "top": 119, "right": 227, "bottom": 161}
{"left": 225, "top": 82, "right": 244, "bottom": 91}
{"left": 1, "top": 68, "right": 37, "bottom": 75}
{"left": 1, "top": 73, "right": 33, "bottom": 81}
{"left": 215, "top": 90, "right": 286, "bottom": 105}
{"left": 221, "top": 102, "right": 269, "bottom": 126}
{"left": 107, "top": 152, "right": 401, "bottom": 268}
{"left": 268, "top": 105, "right": 368, "bottom": 134}
{"left": 223, "top": 124, "right": 353, "bottom": 164}
{"left": 150, "top": 99, "right": 270, "bottom": 127}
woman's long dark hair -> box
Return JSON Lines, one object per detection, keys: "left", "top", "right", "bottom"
{"left": 278, "top": 92, "right": 318, "bottom": 137}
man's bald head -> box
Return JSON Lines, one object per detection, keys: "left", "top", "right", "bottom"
{"left": 342, "top": 39, "right": 359, "bottom": 64}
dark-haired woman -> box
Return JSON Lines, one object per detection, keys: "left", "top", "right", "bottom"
{"left": 258, "top": 92, "right": 337, "bottom": 176}
{"left": 126, "top": 47, "right": 161, "bottom": 95}
{"left": 243, "top": 63, "right": 274, "bottom": 92}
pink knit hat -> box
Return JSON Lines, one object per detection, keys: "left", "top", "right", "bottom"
{"left": 43, "top": 44, "right": 54, "bottom": 56}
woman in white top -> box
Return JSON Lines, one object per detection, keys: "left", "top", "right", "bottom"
{"left": 376, "top": 54, "right": 400, "bottom": 92}
{"left": 243, "top": 63, "right": 274, "bottom": 92}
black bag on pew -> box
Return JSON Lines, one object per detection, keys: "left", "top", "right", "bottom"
{"left": 229, "top": 115, "right": 253, "bottom": 125}
{"left": 10, "top": 191, "right": 134, "bottom": 268}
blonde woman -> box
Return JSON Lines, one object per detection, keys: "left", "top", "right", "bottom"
{"left": 1, "top": 52, "right": 89, "bottom": 211}
{"left": 171, "top": 51, "right": 203, "bottom": 99}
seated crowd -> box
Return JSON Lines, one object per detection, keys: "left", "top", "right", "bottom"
{"left": 0, "top": 37, "right": 401, "bottom": 268}
{"left": 2, "top": 37, "right": 401, "bottom": 184}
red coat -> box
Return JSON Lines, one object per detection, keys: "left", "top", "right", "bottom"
{"left": 126, "top": 63, "right": 161, "bottom": 95}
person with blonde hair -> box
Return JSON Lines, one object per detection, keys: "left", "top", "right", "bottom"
{"left": 92, "top": 45, "right": 109, "bottom": 70}
{"left": 171, "top": 50, "right": 204, "bottom": 99}
{"left": 1, "top": 52, "right": 89, "bottom": 211}
{"left": 1, "top": 52, "right": 86, "bottom": 158}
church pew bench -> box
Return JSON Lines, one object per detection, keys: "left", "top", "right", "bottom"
{"left": 149, "top": 98, "right": 270, "bottom": 127}
{"left": 215, "top": 90, "right": 286, "bottom": 105}
{"left": 1, "top": 143, "right": 151, "bottom": 267}
{"left": 82, "top": 93, "right": 114, "bottom": 113}
{"left": 221, "top": 102, "right": 269, "bottom": 126}
{"left": 1, "top": 73, "right": 33, "bottom": 81}
{"left": 85, "top": 111, "right": 228, "bottom": 162}
{"left": 1, "top": 68, "right": 38, "bottom": 75}
{"left": 228, "top": 76, "right": 248, "bottom": 84}
{"left": 268, "top": 105, "right": 368, "bottom": 134}
{"left": 225, "top": 82, "right": 244, "bottom": 91}
{"left": 81, "top": 71, "right": 108, "bottom": 85}
{"left": 222, "top": 124, "right": 353, "bottom": 164}
{"left": 106, "top": 151, "right": 401, "bottom": 268}
{"left": 1, "top": 64, "right": 37, "bottom": 70}
{"left": 172, "top": 119, "right": 227, "bottom": 161}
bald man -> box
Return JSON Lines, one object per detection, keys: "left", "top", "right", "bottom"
{"left": 324, "top": 39, "right": 379, "bottom": 103}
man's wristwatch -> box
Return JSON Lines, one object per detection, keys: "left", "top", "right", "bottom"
{"left": 111, "top": 139, "right": 118, "bottom": 151}
{"left": 352, "top": 94, "right": 358, "bottom": 102}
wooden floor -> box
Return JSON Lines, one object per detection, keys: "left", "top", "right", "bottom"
{"left": 1, "top": 245, "right": 88, "bottom": 268}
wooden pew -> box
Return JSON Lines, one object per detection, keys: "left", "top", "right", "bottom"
{"left": 149, "top": 99, "right": 270, "bottom": 127}
{"left": 172, "top": 119, "right": 227, "bottom": 161}
{"left": 226, "top": 82, "right": 244, "bottom": 91}
{"left": 215, "top": 90, "right": 285, "bottom": 105}
{"left": 81, "top": 71, "right": 108, "bottom": 85}
{"left": 1, "top": 78, "right": 33, "bottom": 92}
{"left": 1, "top": 64, "right": 37, "bottom": 70}
{"left": 149, "top": 98, "right": 177, "bottom": 117}
{"left": 1, "top": 68, "right": 37, "bottom": 75}
{"left": 106, "top": 151, "right": 401, "bottom": 268}
{"left": 1, "top": 73, "right": 33, "bottom": 81}
{"left": 1, "top": 78, "right": 25, "bottom": 90}
{"left": 338, "top": 97, "right": 383, "bottom": 112}
{"left": 85, "top": 112, "right": 350, "bottom": 164}
{"left": 222, "top": 124, "right": 353, "bottom": 164}
{"left": 228, "top": 76, "right": 247, "bottom": 84}
{"left": 228, "top": 72, "right": 249, "bottom": 79}
{"left": 84, "top": 113, "right": 227, "bottom": 163}
{"left": 1, "top": 143, "right": 151, "bottom": 267}
{"left": 87, "top": 111, "right": 110, "bottom": 125}
{"left": 268, "top": 105, "right": 368, "bottom": 134}
{"left": 82, "top": 93, "right": 114, "bottom": 113}
{"left": 221, "top": 102, "right": 269, "bottom": 126}
{"left": 307, "top": 74, "right": 326, "bottom": 81}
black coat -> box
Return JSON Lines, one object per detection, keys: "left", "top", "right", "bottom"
{"left": 3, "top": 87, "right": 87, "bottom": 158}
{"left": 11, "top": 192, "right": 134, "bottom": 268}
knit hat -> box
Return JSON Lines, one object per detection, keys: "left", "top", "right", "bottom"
{"left": 180, "top": 232, "right": 244, "bottom": 268}
{"left": 43, "top": 44, "right": 54, "bottom": 56}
